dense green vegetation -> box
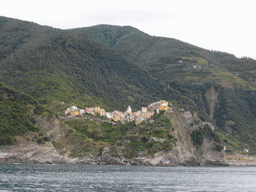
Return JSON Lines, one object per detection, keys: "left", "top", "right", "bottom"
{"left": 191, "top": 125, "right": 221, "bottom": 147}
{"left": 62, "top": 113, "right": 176, "bottom": 158}
{"left": 2, "top": 16, "right": 256, "bottom": 155}
{"left": 0, "top": 17, "right": 169, "bottom": 114}
{"left": 0, "top": 83, "right": 47, "bottom": 145}
{"left": 73, "top": 24, "right": 256, "bottom": 154}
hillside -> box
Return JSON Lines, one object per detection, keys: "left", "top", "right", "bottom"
{"left": 1, "top": 17, "right": 256, "bottom": 155}
{"left": 72, "top": 25, "right": 256, "bottom": 155}
{"left": 0, "top": 17, "right": 174, "bottom": 114}
{"left": 52, "top": 106, "right": 226, "bottom": 166}
{"left": 0, "top": 83, "right": 226, "bottom": 166}
{"left": 0, "top": 96, "right": 227, "bottom": 166}
{"left": 71, "top": 25, "right": 256, "bottom": 81}
{"left": 0, "top": 83, "right": 48, "bottom": 145}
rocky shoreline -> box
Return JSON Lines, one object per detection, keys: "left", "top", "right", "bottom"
{"left": 0, "top": 110, "right": 231, "bottom": 167}
{"left": 227, "top": 160, "right": 256, "bottom": 166}
{"left": 0, "top": 155, "right": 229, "bottom": 167}
{"left": 0, "top": 143, "right": 228, "bottom": 166}
{"left": 2, "top": 144, "right": 255, "bottom": 166}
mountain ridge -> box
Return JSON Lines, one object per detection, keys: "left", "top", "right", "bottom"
{"left": 0, "top": 17, "right": 174, "bottom": 113}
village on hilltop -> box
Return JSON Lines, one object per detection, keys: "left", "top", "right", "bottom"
{"left": 63, "top": 100, "right": 173, "bottom": 125}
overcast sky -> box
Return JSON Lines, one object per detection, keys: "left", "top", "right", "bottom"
{"left": 2, "top": 0, "right": 256, "bottom": 59}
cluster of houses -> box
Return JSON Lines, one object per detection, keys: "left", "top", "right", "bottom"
{"left": 64, "top": 100, "right": 171, "bottom": 125}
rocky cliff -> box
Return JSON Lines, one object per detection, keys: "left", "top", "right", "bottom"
{"left": 98, "top": 109, "right": 227, "bottom": 166}
{"left": 0, "top": 108, "right": 227, "bottom": 166}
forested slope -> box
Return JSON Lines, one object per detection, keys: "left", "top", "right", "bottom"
{"left": 0, "top": 17, "right": 173, "bottom": 113}
{"left": 0, "top": 83, "right": 47, "bottom": 145}
{"left": 1, "top": 17, "right": 256, "bottom": 154}
{"left": 72, "top": 24, "right": 256, "bottom": 154}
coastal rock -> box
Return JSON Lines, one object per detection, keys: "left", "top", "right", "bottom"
{"left": 0, "top": 109, "right": 228, "bottom": 166}
{"left": 0, "top": 143, "right": 80, "bottom": 164}
{"left": 0, "top": 143, "right": 229, "bottom": 166}
{"left": 183, "top": 111, "right": 193, "bottom": 124}
{"left": 202, "top": 122, "right": 215, "bottom": 131}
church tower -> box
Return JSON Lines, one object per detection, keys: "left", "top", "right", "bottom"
{"left": 127, "top": 105, "right": 132, "bottom": 114}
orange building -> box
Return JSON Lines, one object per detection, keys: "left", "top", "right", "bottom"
{"left": 70, "top": 110, "right": 80, "bottom": 116}
{"left": 160, "top": 101, "right": 169, "bottom": 111}
{"left": 114, "top": 114, "right": 121, "bottom": 122}
{"left": 94, "top": 107, "right": 101, "bottom": 114}
{"left": 99, "top": 109, "right": 106, "bottom": 117}
{"left": 135, "top": 116, "right": 141, "bottom": 125}
{"left": 160, "top": 104, "right": 168, "bottom": 111}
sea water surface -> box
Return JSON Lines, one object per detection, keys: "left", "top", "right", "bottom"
{"left": 0, "top": 164, "right": 255, "bottom": 191}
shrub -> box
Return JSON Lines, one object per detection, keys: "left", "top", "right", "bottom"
{"left": 159, "top": 110, "right": 165, "bottom": 115}
{"left": 161, "top": 140, "right": 172, "bottom": 150}
{"left": 152, "top": 130, "right": 167, "bottom": 138}
{"left": 52, "top": 140, "right": 57, "bottom": 148}
{"left": 36, "top": 138, "right": 45, "bottom": 145}
{"left": 141, "top": 136, "right": 149, "bottom": 143}
{"left": 0, "top": 136, "right": 16, "bottom": 145}
{"left": 145, "top": 141, "right": 154, "bottom": 149}
{"left": 199, "top": 115, "right": 205, "bottom": 122}
{"left": 214, "top": 145, "right": 223, "bottom": 152}
{"left": 191, "top": 126, "right": 221, "bottom": 147}
{"left": 191, "top": 130, "right": 203, "bottom": 146}
{"left": 150, "top": 143, "right": 162, "bottom": 153}
{"left": 43, "top": 137, "right": 50, "bottom": 141}
{"left": 130, "top": 150, "right": 137, "bottom": 159}
{"left": 225, "top": 149, "right": 233, "bottom": 154}
{"left": 193, "top": 119, "right": 200, "bottom": 124}
{"left": 160, "top": 118, "right": 171, "bottom": 124}
{"left": 167, "top": 134, "right": 174, "bottom": 139}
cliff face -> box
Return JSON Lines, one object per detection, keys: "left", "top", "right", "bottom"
{"left": 0, "top": 108, "right": 227, "bottom": 166}
{"left": 0, "top": 142, "right": 76, "bottom": 164}
{"left": 102, "top": 109, "right": 227, "bottom": 166}
{"left": 73, "top": 24, "right": 256, "bottom": 155}
{"left": 165, "top": 110, "right": 226, "bottom": 166}
{"left": 0, "top": 81, "right": 226, "bottom": 166}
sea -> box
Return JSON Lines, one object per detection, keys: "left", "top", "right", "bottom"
{"left": 0, "top": 164, "right": 255, "bottom": 192}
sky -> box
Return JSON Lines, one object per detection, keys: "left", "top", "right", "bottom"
{"left": 1, "top": 0, "right": 256, "bottom": 59}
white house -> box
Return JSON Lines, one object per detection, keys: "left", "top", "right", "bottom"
{"left": 70, "top": 106, "right": 78, "bottom": 110}
{"left": 105, "top": 112, "right": 113, "bottom": 119}
{"left": 80, "top": 109, "right": 85, "bottom": 115}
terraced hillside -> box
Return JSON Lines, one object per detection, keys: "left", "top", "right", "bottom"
{"left": 72, "top": 25, "right": 256, "bottom": 154}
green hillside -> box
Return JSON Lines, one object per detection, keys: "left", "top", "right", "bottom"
{"left": 72, "top": 24, "right": 256, "bottom": 154}
{"left": 1, "top": 17, "right": 256, "bottom": 155}
{"left": 72, "top": 24, "right": 256, "bottom": 85}
{"left": 0, "top": 83, "right": 47, "bottom": 145}
{"left": 56, "top": 113, "right": 176, "bottom": 158}
{"left": 0, "top": 17, "right": 172, "bottom": 114}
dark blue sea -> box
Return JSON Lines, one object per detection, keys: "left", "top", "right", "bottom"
{"left": 0, "top": 164, "right": 255, "bottom": 191}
